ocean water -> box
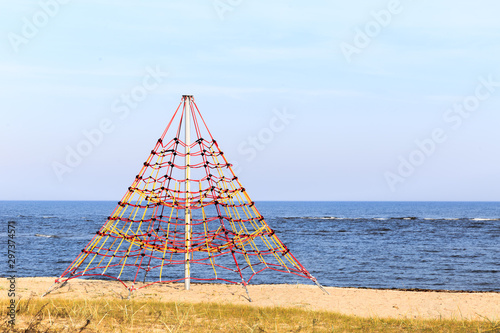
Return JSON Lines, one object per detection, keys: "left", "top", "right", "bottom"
{"left": 1, "top": 201, "right": 499, "bottom": 291}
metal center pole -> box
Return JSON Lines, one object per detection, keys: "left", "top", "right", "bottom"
{"left": 184, "top": 95, "right": 192, "bottom": 290}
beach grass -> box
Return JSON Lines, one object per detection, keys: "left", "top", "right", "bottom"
{"left": 1, "top": 298, "right": 498, "bottom": 332}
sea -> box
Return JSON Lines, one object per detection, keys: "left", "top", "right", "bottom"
{"left": 1, "top": 201, "right": 499, "bottom": 292}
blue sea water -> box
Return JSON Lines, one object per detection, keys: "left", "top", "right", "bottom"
{"left": 1, "top": 201, "right": 499, "bottom": 291}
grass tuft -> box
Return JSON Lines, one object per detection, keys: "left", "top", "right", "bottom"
{"left": 0, "top": 298, "right": 498, "bottom": 332}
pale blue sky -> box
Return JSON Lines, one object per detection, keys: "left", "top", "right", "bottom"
{"left": 1, "top": 0, "right": 499, "bottom": 201}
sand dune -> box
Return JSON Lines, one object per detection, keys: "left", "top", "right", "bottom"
{"left": 2, "top": 277, "right": 498, "bottom": 320}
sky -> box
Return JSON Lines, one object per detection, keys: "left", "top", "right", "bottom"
{"left": 1, "top": 0, "right": 500, "bottom": 201}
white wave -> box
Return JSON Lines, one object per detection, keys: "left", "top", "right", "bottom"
{"left": 34, "top": 234, "right": 58, "bottom": 238}
{"left": 286, "top": 216, "right": 498, "bottom": 221}
{"left": 317, "top": 216, "right": 356, "bottom": 220}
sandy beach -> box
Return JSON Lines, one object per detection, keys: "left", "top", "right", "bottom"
{"left": 1, "top": 277, "right": 498, "bottom": 321}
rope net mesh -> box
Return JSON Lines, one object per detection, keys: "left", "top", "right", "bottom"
{"left": 57, "top": 96, "right": 318, "bottom": 291}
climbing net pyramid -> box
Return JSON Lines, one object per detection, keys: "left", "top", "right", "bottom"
{"left": 56, "top": 96, "right": 323, "bottom": 292}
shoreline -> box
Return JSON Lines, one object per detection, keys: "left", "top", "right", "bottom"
{"left": 2, "top": 277, "right": 499, "bottom": 321}
{"left": 3, "top": 276, "right": 499, "bottom": 294}
{"left": 337, "top": 286, "right": 500, "bottom": 294}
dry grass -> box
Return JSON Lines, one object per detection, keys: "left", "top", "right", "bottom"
{"left": 1, "top": 297, "right": 499, "bottom": 333}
